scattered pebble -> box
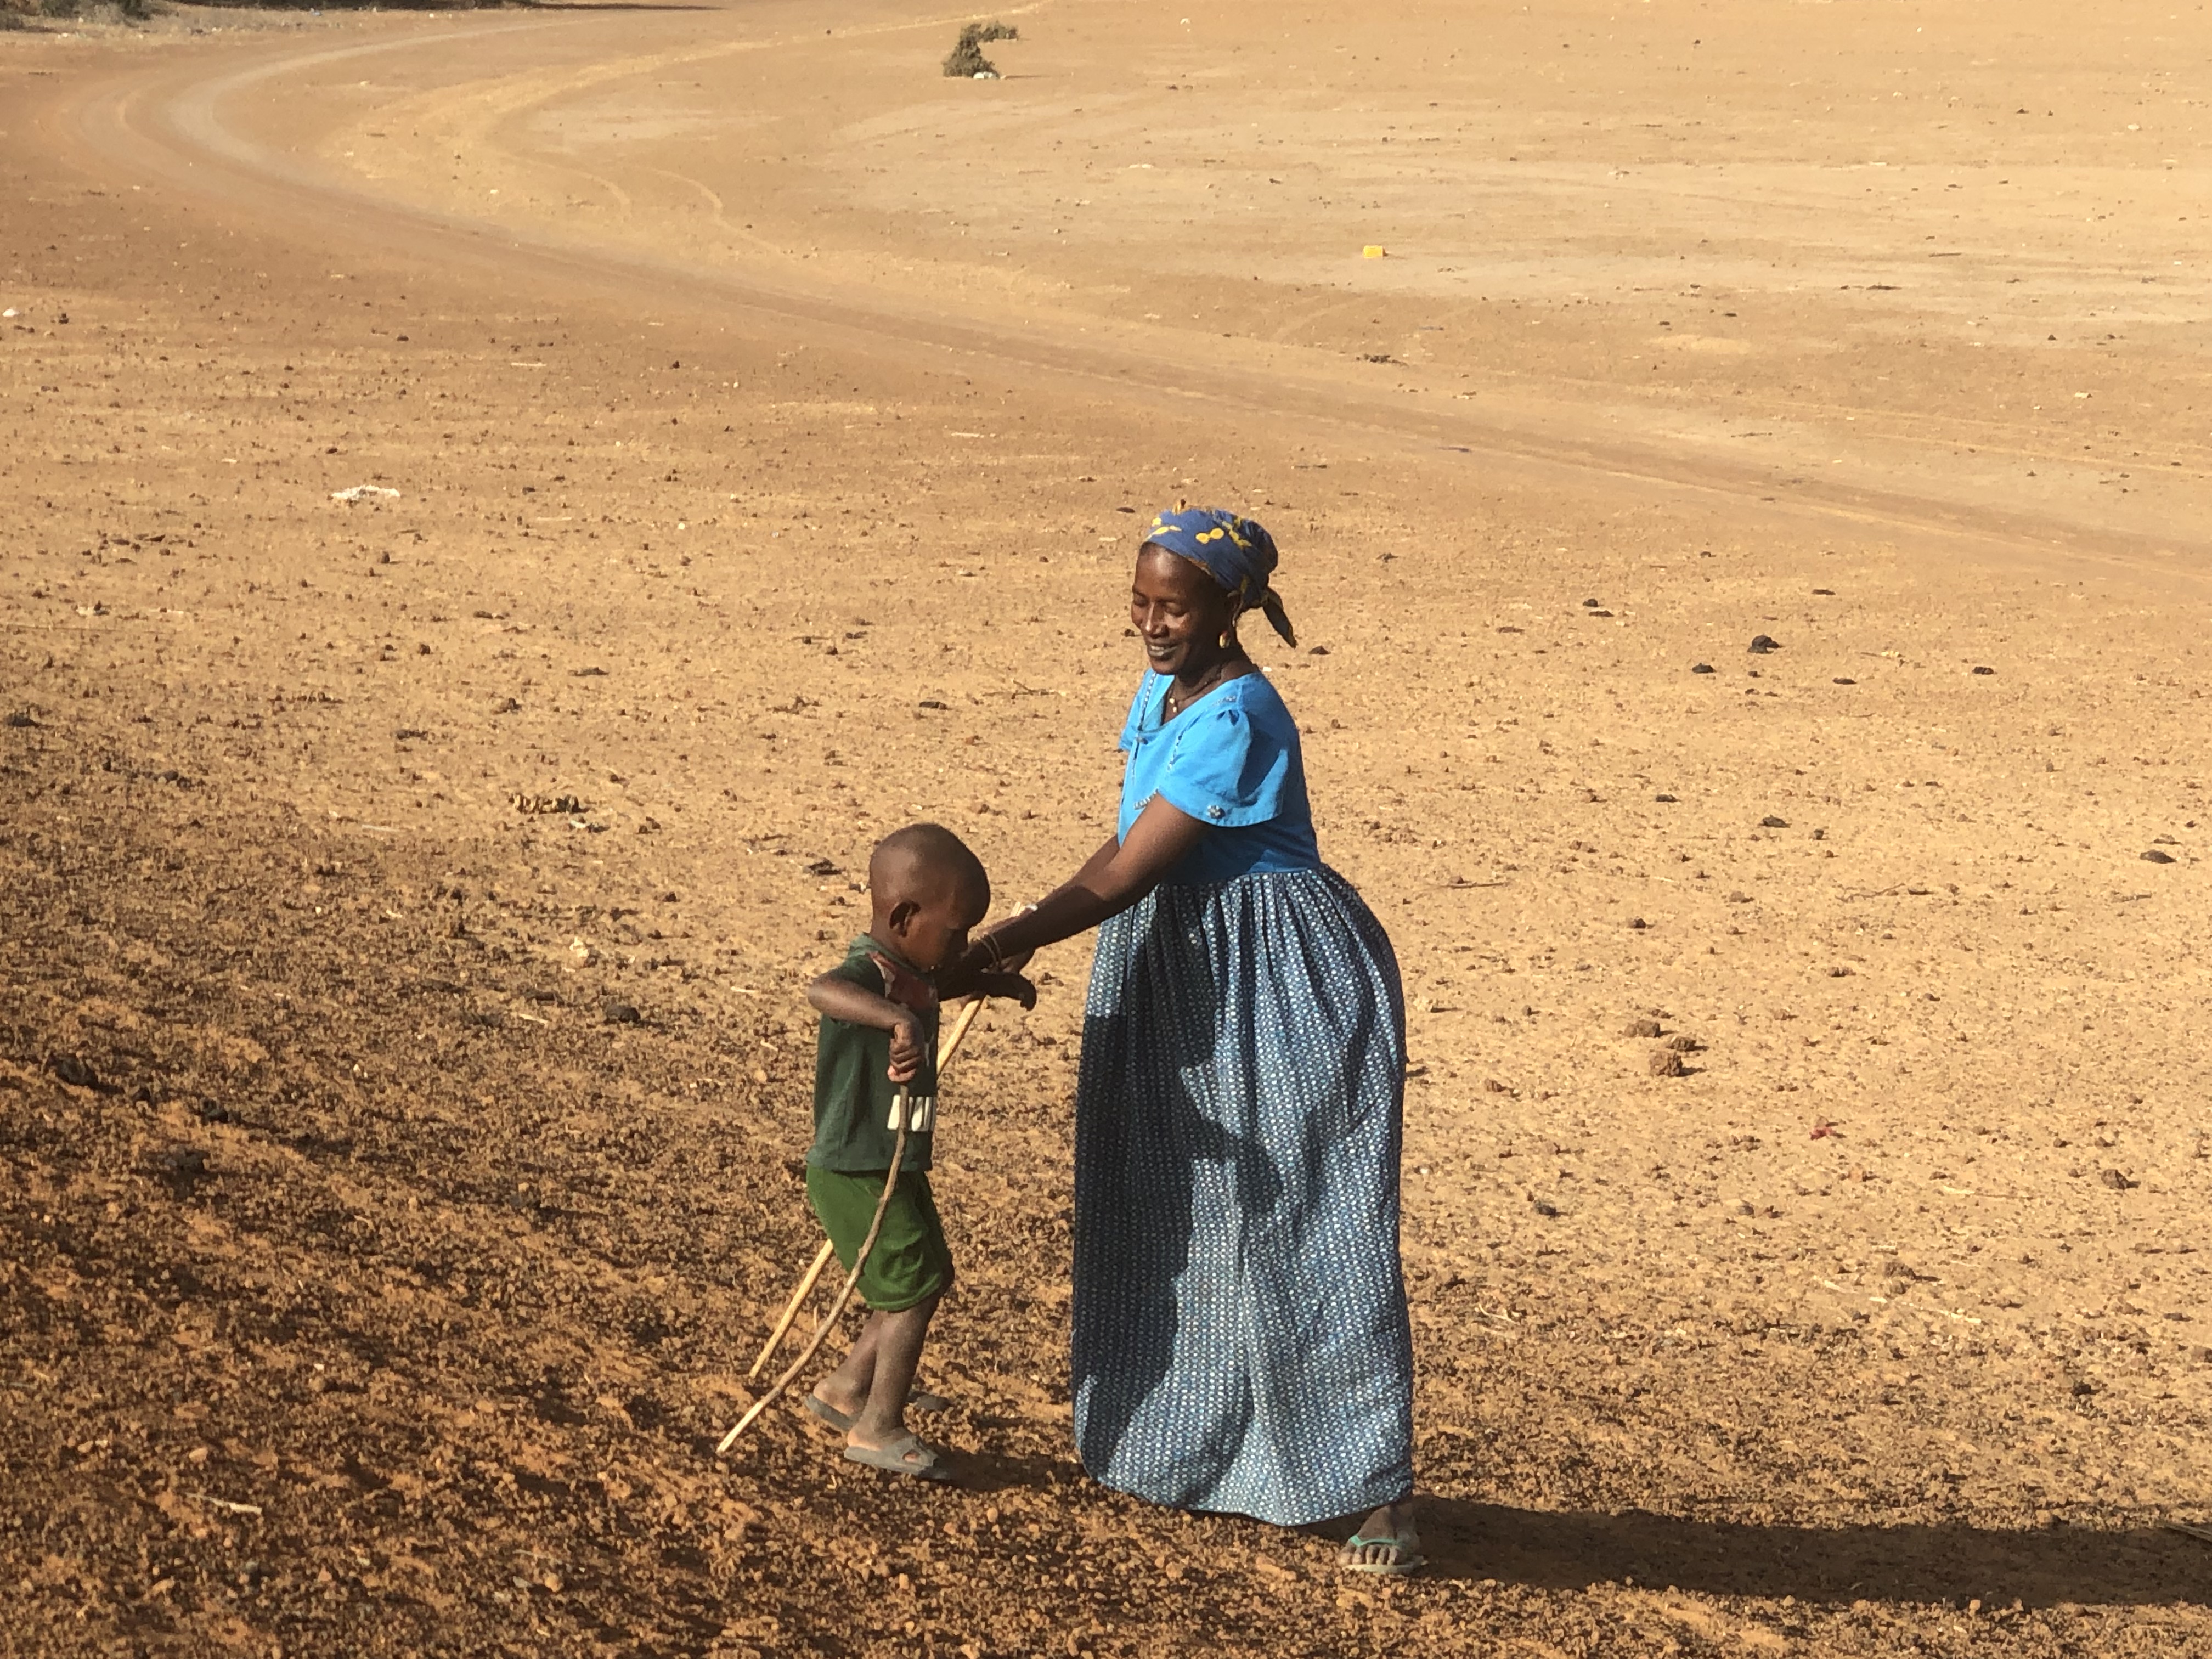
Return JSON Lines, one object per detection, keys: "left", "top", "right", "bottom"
{"left": 1649, "top": 1049, "right": 1685, "bottom": 1077}
{"left": 1654, "top": 792, "right": 1677, "bottom": 803}
{"left": 1666, "top": 1034, "right": 1701, "bottom": 1053}
{"left": 1691, "top": 663, "right": 1715, "bottom": 674}
{"left": 2141, "top": 850, "right": 2175, "bottom": 865}
{"left": 1483, "top": 1079, "right": 1510, "bottom": 1094}
{"left": 1623, "top": 1018, "right": 1663, "bottom": 1039}
{"left": 154, "top": 1147, "right": 209, "bottom": 1183}
{"left": 1532, "top": 1198, "right": 1559, "bottom": 1217}
{"left": 1748, "top": 634, "right": 1781, "bottom": 653}
{"left": 1972, "top": 666, "right": 1996, "bottom": 676}
{"left": 1627, "top": 916, "right": 1649, "bottom": 930}
{"left": 1726, "top": 890, "right": 1752, "bottom": 904}
{"left": 1760, "top": 815, "right": 1789, "bottom": 828}
{"left": 1832, "top": 676, "right": 1856, "bottom": 685}
{"left": 602, "top": 1001, "right": 642, "bottom": 1025}
{"left": 49, "top": 1054, "right": 98, "bottom": 1090}
{"left": 2099, "top": 1168, "right": 2136, "bottom": 1190}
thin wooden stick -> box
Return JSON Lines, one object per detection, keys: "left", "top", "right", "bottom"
{"left": 748, "top": 1240, "right": 835, "bottom": 1381}
{"left": 935, "top": 996, "right": 986, "bottom": 1071}
{"left": 742, "top": 996, "right": 991, "bottom": 1380}
{"left": 718, "top": 1091, "right": 910, "bottom": 1454}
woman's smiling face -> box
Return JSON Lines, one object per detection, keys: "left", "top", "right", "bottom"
{"left": 1130, "top": 544, "right": 1236, "bottom": 677}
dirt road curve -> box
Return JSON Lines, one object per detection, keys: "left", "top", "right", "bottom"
{"left": 3, "top": 2, "right": 2208, "bottom": 1655}
{"left": 63, "top": 2, "right": 2212, "bottom": 569}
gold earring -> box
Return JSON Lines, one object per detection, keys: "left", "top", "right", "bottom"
{"left": 1218, "top": 630, "right": 1232, "bottom": 648}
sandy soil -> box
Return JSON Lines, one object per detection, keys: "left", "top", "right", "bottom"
{"left": 3, "top": 2, "right": 2209, "bottom": 1654}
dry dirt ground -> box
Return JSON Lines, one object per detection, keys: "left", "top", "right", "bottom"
{"left": 3, "top": 2, "right": 2210, "bottom": 1655}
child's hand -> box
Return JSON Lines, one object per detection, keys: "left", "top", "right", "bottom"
{"left": 979, "top": 971, "right": 1037, "bottom": 1012}
{"left": 870, "top": 952, "right": 940, "bottom": 1016}
{"left": 887, "top": 1014, "right": 926, "bottom": 1084}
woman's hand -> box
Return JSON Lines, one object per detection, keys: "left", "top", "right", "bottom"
{"left": 976, "top": 970, "right": 1038, "bottom": 1011}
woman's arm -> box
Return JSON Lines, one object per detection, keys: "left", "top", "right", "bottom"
{"left": 938, "top": 798, "right": 1209, "bottom": 995}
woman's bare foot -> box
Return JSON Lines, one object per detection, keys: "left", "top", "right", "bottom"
{"left": 1339, "top": 1497, "right": 1422, "bottom": 1574}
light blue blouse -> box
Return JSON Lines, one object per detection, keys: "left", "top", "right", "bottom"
{"left": 1116, "top": 670, "right": 1321, "bottom": 885}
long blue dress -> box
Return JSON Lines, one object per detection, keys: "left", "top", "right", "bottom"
{"left": 1071, "top": 669, "right": 1414, "bottom": 1527}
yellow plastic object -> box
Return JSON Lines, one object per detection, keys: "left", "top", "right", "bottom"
{"left": 1362, "top": 245, "right": 1387, "bottom": 259}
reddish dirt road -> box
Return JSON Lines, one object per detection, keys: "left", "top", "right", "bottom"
{"left": 3, "top": 3, "right": 2208, "bottom": 1654}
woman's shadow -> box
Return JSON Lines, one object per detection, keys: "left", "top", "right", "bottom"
{"left": 1415, "top": 1497, "right": 2208, "bottom": 1609}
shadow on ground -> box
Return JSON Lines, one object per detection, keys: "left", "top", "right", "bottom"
{"left": 1420, "top": 1498, "right": 2208, "bottom": 1607}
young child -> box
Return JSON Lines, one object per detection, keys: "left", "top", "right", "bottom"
{"left": 800, "top": 822, "right": 1031, "bottom": 1481}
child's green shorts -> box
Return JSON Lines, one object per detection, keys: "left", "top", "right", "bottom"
{"left": 804, "top": 1166, "right": 953, "bottom": 1313}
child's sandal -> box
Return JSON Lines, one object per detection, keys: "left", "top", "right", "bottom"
{"left": 843, "top": 1433, "right": 952, "bottom": 1482}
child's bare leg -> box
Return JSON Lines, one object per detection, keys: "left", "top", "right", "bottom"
{"left": 847, "top": 1293, "right": 938, "bottom": 1449}
{"left": 812, "top": 1311, "right": 886, "bottom": 1419}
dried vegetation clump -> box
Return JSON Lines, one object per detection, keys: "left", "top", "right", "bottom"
{"left": 943, "top": 20, "right": 1018, "bottom": 77}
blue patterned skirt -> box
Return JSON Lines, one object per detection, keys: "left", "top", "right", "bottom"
{"left": 1071, "top": 866, "right": 1413, "bottom": 1527}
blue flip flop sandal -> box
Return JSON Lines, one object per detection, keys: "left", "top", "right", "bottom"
{"left": 843, "top": 1432, "right": 952, "bottom": 1482}
{"left": 1339, "top": 1532, "right": 1425, "bottom": 1576}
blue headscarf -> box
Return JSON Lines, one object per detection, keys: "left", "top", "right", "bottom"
{"left": 1143, "top": 506, "right": 1297, "bottom": 647}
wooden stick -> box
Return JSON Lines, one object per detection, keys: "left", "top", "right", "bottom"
{"left": 747, "top": 1240, "right": 835, "bottom": 1381}
{"left": 935, "top": 995, "right": 986, "bottom": 1071}
{"left": 718, "top": 1091, "right": 910, "bottom": 1454}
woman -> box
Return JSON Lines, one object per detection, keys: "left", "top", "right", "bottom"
{"left": 946, "top": 506, "right": 1418, "bottom": 1574}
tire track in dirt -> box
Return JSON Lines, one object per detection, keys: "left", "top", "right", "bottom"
{"left": 54, "top": 17, "right": 2211, "bottom": 588}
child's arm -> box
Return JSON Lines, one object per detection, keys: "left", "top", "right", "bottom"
{"left": 806, "top": 972, "right": 927, "bottom": 1082}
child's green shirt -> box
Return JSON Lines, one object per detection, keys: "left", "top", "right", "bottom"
{"left": 808, "top": 934, "right": 939, "bottom": 1173}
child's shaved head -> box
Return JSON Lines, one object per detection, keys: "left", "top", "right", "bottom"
{"left": 870, "top": 823, "right": 989, "bottom": 912}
